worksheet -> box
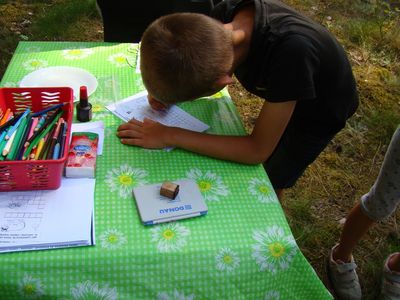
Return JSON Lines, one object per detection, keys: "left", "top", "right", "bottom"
{"left": 0, "top": 178, "right": 95, "bottom": 252}
{"left": 106, "top": 91, "right": 209, "bottom": 132}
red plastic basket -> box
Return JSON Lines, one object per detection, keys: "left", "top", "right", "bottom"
{"left": 0, "top": 87, "right": 73, "bottom": 191}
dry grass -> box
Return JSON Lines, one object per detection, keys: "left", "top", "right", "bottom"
{"left": 1, "top": 0, "right": 400, "bottom": 298}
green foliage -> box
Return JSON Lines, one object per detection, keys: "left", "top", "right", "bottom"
{"left": 365, "top": 109, "right": 400, "bottom": 144}
{"left": 31, "top": 0, "right": 98, "bottom": 39}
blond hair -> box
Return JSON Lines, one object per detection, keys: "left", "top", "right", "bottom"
{"left": 140, "top": 13, "right": 233, "bottom": 103}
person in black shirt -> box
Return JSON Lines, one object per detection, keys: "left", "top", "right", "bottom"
{"left": 96, "top": 0, "right": 219, "bottom": 42}
{"left": 117, "top": 0, "right": 358, "bottom": 203}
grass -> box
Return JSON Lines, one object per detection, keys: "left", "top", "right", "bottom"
{"left": 0, "top": 0, "right": 399, "bottom": 298}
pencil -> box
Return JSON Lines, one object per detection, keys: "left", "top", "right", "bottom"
{"left": 24, "top": 107, "right": 62, "bottom": 148}
{"left": 14, "top": 118, "right": 33, "bottom": 160}
{"left": 0, "top": 114, "right": 19, "bottom": 132}
{"left": 0, "top": 108, "right": 11, "bottom": 125}
{"left": 6, "top": 116, "right": 28, "bottom": 160}
{"left": 34, "top": 115, "right": 46, "bottom": 132}
{"left": 46, "top": 118, "right": 63, "bottom": 159}
{"left": 5, "top": 108, "right": 30, "bottom": 140}
{"left": 28, "top": 117, "right": 38, "bottom": 138}
{"left": 3, "top": 130, "right": 16, "bottom": 156}
{"left": 57, "top": 122, "right": 67, "bottom": 159}
{"left": 23, "top": 111, "right": 62, "bottom": 160}
{"left": 34, "top": 138, "right": 45, "bottom": 160}
{"left": 52, "top": 143, "right": 60, "bottom": 160}
{"left": 31, "top": 103, "right": 65, "bottom": 117}
{"left": 38, "top": 129, "right": 54, "bottom": 160}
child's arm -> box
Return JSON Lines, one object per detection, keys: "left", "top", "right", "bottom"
{"left": 117, "top": 101, "right": 296, "bottom": 164}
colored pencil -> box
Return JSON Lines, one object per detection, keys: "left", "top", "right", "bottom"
{"left": 31, "top": 103, "right": 64, "bottom": 117}
{"left": 23, "top": 111, "right": 62, "bottom": 160}
{"left": 0, "top": 108, "right": 11, "bottom": 125}
{"left": 5, "top": 108, "right": 30, "bottom": 140}
{"left": 6, "top": 116, "right": 28, "bottom": 160}
{"left": 34, "top": 138, "right": 45, "bottom": 160}
{"left": 46, "top": 118, "right": 63, "bottom": 159}
{"left": 24, "top": 107, "right": 62, "bottom": 148}
{"left": 15, "top": 118, "right": 33, "bottom": 160}
{"left": 34, "top": 115, "right": 46, "bottom": 132}
{"left": 3, "top": 130, "right": 16, "bottom": 156}
{"left": 52, "top": 143, "right": 60, "bottom": 160}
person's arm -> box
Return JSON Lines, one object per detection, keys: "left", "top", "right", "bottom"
{"left": 117, "top": 100, "right": 296, "bottom": 164}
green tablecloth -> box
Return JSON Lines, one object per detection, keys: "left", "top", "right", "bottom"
{"left": 0, "top": 42, "right": 331, "bottom": 300}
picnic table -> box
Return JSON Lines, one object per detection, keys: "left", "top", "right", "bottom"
{"left": 0, "top": 41, "right": 332, "bottom": 299}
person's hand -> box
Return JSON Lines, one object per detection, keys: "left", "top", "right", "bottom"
{"left": 148, "top": 94, "right": 170, "bottom": 111}
{"left": 117, "top": 118, "right": 170, "bottom": 149}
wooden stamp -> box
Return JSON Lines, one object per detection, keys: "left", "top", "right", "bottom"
{"left": 160, "top": 181, "right": 180, "bottom": 199}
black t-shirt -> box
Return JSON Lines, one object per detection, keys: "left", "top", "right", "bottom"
{"left": 212, "top": 0, "right": 359, "bottom": 136}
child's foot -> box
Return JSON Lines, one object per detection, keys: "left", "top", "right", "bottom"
{"left": 326, "top": 245, "right": 362, "bottom": 299}
{"left": 381, "top": 253, "right": 400, "bottom": 300}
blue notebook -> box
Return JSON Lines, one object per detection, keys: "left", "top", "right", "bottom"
{"left": 132, "top": 179, "right": 208, "bottom": 225}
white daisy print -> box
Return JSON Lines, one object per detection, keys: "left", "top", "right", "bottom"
{"left": 215, "top": 247, "right": 240, "bottom": 272}
{"left": 105, "top": 164, "right": 148, "bottom": 198}
{"left": 22, "top": 59, "right": 48, "bottom": 71}
{"left": 18, "top": 274, "right": 44, "bottom": 299}
{"left": 71, "top": 280, "right": 117, "bottom": 300}
{"left": 108, "top": 53, "right": 130, "bottom": 67}
{"left": 99, "top": 228, "right": 127, "bottom": 249}
{"left": 158, "top": 289, "right": 194, "bottom": 300}
{"left": 252, "top": 226, "right": 297, "bottom": 274}
{"left": 150, "top": 223, "right": 190, "bottom": 253}
{"left": 91, "top": 102, "right": 111, "bottom": 120}
{"left": 264, "top": 290, "right": 280, "bottom": 300}
{"left": 62, "top": 48, "right": 94, "bottom": 60}
{"left": 248, "top": 178, "right": 278, "bottom": 204}
{"left": 186, "top": 168, "right": 229, "bottom": 201}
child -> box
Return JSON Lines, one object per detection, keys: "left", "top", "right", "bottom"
{"left": 117, "top": 0, "right": 359, "bottom": 199}
{"left": 327, "top": 127, "right": 400, "bottom": 300}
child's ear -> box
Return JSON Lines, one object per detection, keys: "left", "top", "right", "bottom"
{"left": 216, "top": 75, "right": 234, "bottom": 88}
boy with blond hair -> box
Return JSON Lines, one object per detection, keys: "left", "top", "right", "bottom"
{"left": 117, "top": 0, "right": 358, "bottom": 199}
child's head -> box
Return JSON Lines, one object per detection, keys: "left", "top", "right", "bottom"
{"left": 140, "top": 13, "right": 234, "bottom": 104}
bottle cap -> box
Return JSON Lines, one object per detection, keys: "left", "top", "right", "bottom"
{"left": 79, "top": 86, "right": 88, "bottom": 107}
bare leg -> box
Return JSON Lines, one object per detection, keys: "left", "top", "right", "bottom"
{"left": 332, "top": 203, "right": 375, "bottom": 262}
{"left": 388, "top": 253, "right": 400, "bottom": 272}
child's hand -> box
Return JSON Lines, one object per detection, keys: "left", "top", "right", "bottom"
{"left": 117, "top": 118, "right": 170, "bottom": 149}
{"left": 148, "top": 94, "right": 170, "bottom": 111}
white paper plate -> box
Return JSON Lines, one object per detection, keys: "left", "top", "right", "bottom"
{"left": 20, "top": 66, "right": 98, "bottom": 100}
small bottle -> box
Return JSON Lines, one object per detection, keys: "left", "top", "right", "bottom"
{"left": 76, "top": 86, "right": 92, "bottom": 122}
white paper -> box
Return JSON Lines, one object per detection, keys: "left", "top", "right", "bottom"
{"left": 106, "top": 91, "right": 209, "bottom": 132}
{"left": 0, "top": 178, "right": 95, "bottom": 253}
{"left": 71, "top": 121, "right": 105, "bottom": 155}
